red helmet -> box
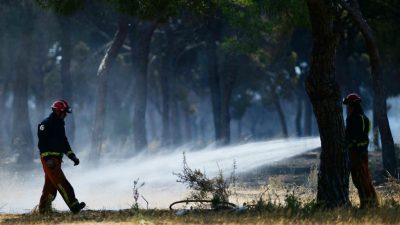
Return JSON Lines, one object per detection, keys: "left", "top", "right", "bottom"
{"left": 343, "top": 93, "right": 362, "bottom": 105}
{"left": 51, "top": 99, "right": 72, "bottom": 113}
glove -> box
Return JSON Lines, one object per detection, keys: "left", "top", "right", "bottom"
{"left": 70, "top": 155, "right": 80, "bottom": 166}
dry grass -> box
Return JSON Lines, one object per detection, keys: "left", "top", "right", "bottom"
{"left": 2, "top": 149, "right": 400, "bottom": 224}
{"left": 2, "top": 207, "right": 400, "bottom": 225}
{"left": 2, "top": 177, "right": 400, "bottom": 225}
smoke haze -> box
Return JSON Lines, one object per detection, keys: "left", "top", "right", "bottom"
{"left": 1, "top": 137, "right": 320, "bottom": 213}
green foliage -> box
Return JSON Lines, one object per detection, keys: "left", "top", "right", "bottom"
{"left": 302, "top": 200, "right": 320, "bottom": 215}
{"left": 35, "top": 0, "right": 83, "bottom": 15}
{"left": 221, "top": 0, "right": 310, "bottom": 54}
{"left": 284, "top": 190, "right": 302, "bottom": 215}
{"left": 110, "top": 0, "right": 178, "bottom": 21}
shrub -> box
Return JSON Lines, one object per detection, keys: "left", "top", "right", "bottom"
{"left": 174, "top": 153, "right": 237, "bottom": 209}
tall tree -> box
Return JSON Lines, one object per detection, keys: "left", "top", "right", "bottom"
{"left": 340, "top": 0, "right": 397, "bottom": 176}
{"left": 12, "top": 1, "right": 35, "bottom": 165}
{"left": 159, "top": 25, "right": 173, "bottom": 147}
{"left": 91, "top": 16, "right": 128, "bottom": 157}
{"left": 306, "top": 0, "right": 350, "bottom": 207}
{"left": 128, "top": 21, "right": 157, "bottom": 152}
{"left": 206, "top": 15, "right": 225, "bottom": 145}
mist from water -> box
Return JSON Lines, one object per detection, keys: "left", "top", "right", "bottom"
{"left": 0, "top": 137, "right": 321, "bottom": 213}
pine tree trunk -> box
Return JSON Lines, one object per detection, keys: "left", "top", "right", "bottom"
{"left": 307, "top": 0, "right": 350, "bottom": 207}
{"left": 275, "top": 98, "right": 289, "bottom": 138}
{"left": 91, "top": 16, "right": 128, "bottom": 157}
{"left": 220, "top": 71, "right": 235, "bottom": 145}
{"left": 206, "top": 19, "right": 223, "bottom": 145}
{"left": 129, "top": 21, "right": 156, "bottom": 152}
{"left": 295, "top": 96, "right": 303, "bottom": 137}
{"left": 341, "top": 0, "right": 397, "bottom": 176}
{"left": 13, "top": 29, "right": 34, "bottom": 165}
{"left": 160, "top": 31, "right": 172, "bottom": 147}
{"left": 59, "top": 16, "right": 75, "bottom": 143}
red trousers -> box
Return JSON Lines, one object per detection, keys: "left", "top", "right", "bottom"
{"left": 39, "top": 157, "right": 79, "bottom": 213}
{"left": 350, "top": 150, "right": 379, "bottom": 208}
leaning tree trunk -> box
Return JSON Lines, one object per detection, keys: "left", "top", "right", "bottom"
{"left": 59, "top": 16, "right": 75, "bottom": 143}
{"left": 341, "top": 0, "right": 397, "bottom": 176}
{"left": 91, "top": 16, "right": 128, "bottom": 158}
{"left": 129, "top": 21, "right": 156, "bottom": 152}
{"left": 274, "top": 97, "right": 289, "bottom": 138}
{"left": 306, "top": 0, "right": 350, "bottom": 207}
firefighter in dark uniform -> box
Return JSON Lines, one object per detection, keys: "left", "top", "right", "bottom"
{"left": 343, "top": 93, "right": 378, "bottom": 208}
{"left": 38, "top": 99, "right": 85, "bottom": 214}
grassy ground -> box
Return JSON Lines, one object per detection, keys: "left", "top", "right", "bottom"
{"left": 2, "top": 207, "right": 400, "bottom": 225}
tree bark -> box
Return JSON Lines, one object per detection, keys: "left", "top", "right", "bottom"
{"left": 58, "top": 16, "right": 75, "bottom": 143}
{"left": 91, "top": 16, "right": 128, "bottom": 157}
{"left": 306, "top": 0, "right": 350, "bottom": 207}
{"left": 129, "top": 21, "right": 156, "bottom": 152}
{"left": 274, "top": 98, "right": 289, "bottom": 138}
{"left": 341, "top": 0, "right": 397, "bottom": 176}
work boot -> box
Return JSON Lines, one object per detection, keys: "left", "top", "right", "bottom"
{"left": 39, "top": 195, "right": 54, "bottom": 214}
{"left": 71, "top": 202, "right": 86, "bottom": 214}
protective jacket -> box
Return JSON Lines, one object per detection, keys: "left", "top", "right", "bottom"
{"left": 38, "top": 112, "right": 75, "bottom": 160}
{"left": 345, "top": 110, "right": 370, "bottom": 150}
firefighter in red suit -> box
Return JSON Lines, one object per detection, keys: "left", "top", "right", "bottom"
{"left": 37, "top": 99, "right": 85, "bottom": 214}
{"left": 343, "top": 93, "right": 378, "bottom": 208}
